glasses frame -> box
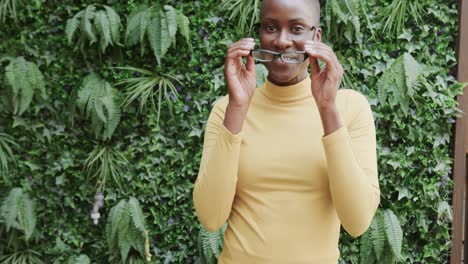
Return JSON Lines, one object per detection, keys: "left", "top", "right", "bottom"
{"left": 251, "top": 26, "right": 317, "bottom": 64}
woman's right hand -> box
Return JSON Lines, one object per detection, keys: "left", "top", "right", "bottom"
{"left": 224, "top": 38, "right": 257, "bottom": 108}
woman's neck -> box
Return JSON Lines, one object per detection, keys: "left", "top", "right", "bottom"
{"left": 267, "top": 70, "right": 309, "bottom": 86}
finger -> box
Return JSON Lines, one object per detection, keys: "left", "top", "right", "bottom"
{"left": 309, "top": 57, "right": 320, "bottom": 77}
{"left": 227, "top": 49, "right": 252, "bottom": 61}
{"left": 305, "top": 45, "right": 338, "bottom": 76}
{"left": 228, "top": 41, "right": 255, "bottom": 52}
{"left": 227, "top": 44, "right": 255, "bottom": 61}
{"left": 228, "top": 38, "right": 255, "bottom": 51}
{"left": 308, "top": 42, "right": 342, "bottom": 72}
{"left": 245, "top": 54, "right": 255, "bottom": 72}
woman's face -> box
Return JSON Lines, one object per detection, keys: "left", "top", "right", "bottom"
{"left": 259, "top": 0, "right": 321, "bottom": 86}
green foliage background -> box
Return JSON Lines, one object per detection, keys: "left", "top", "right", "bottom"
{"left": 0, "top": 0, "right": 464, "bottom": 263}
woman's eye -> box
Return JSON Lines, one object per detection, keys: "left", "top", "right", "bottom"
{"left": 292, "top": 26, "right": 305, "bottom": 33}
{"left": 265, "top": 25, "right": 276, "bottom": 32}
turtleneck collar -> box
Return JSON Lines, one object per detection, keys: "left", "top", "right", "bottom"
{"left": 260, "top": 76, "right": 312, "bottom": 103}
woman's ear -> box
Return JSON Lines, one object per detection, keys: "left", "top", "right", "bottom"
{"left": 315, "top": 28, "right": 322, "bottom": 42}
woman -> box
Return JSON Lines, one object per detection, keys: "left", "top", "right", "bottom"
{"left": 193, "top": 0, "right": 380, "bottom": 263}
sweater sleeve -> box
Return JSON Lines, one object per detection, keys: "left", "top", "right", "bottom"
{"left": 322, "top": 91, "right": 380, "bottom": 237}
{"left": 193, "top": 97, "right": 242, "bottom": 232}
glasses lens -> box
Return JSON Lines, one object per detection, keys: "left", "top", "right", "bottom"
{"left": 281, "top": 52, "right": 305, "bottom": 63}
{"left": 252, "top": 50, "right": 275, "bottom": 62}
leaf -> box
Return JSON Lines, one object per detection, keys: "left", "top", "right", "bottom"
{"left": 383, "top": 209, "right": 403, "bottom": 260}
{"left": 403, "top": 53, "right": 423, "bottom": 97}
{"left": 94, "top": 10, "right": 111, "bottom": 53}
{"left": 164, "top": 5, "right": 178, "bottom": 40}
{"left": 104, "top": 5, "right": 121, "bottom": 45}
{"left": 139, "top": 9, "right": 150, "bottom": 44}
{"left": 4, "top": 57, "right": 45, "bottom": 115}
{"left": 0, "top": 188, "right": 36, "bottom": 240}
{"left": 176, "top": 12, "right": 190, "bottom": 45}
{"left": 105, "top": 198, "right": 149, "bottom": 262}
{"left": 75, "top": 255, "right": 91, "bottom": 264}
{"left": 81, "top": 5, "right": 97, "bottom": 43}
{"left": 147, "top": 15, "right": 161, "bottom": 64}
{"left": 359, "top": 228, "right": 373, "bottom": 263}
{"left": 376, "top": 53, "right": 423, "bottom": 115}
{"left": 437, "top": 201, "right": 452, "bottom": 222}
{"left": 77, "top": 73, "right": 121, "bottom": 140}
{"left": 125, "top": 5, "right": 148, "bottom": 46}
{"left": 159, "top": 12, "right": 171, "bottom": 61}
{"left": 65, "top": 11, "right": 83, "bottom": 44}
{"left": 20, "top": 192, "right": 36, "bottom": 240}
{"left": 128, "top": 197, "right": 147, "bottom": 234}
{"left": 1, "top": 188, "right": 22, "bottom": 231}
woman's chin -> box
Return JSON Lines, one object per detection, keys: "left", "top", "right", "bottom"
{"left": 264, "top": 62, "right": 308, "bottom": 85}
{"left": 266, "top": 67, "right": 298, "bottom": 84}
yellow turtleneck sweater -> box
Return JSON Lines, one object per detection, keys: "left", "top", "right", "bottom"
{"left": 193, "top": 77, "right": 380, "bottom": 263}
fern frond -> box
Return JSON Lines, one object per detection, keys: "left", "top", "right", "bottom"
{"left": 199, "top": 223, "right": 227, "bottom": 260}
{"left": 67, "top": 5, "right": 120, "bottom": 54}
{"left": 81, "top": 5, "right": 97, "bottom": 43}
{"left": 104, "top": 5, "right": 121, "bottom": 45}
{"left": 77, "top": 73, "right": 121, "bottom": 140}
{"left": 26, "top": 62, "right": 46, "bottom": 99}
{"left": 128, "top": 197, "right": 146, "bottom": 234}
{"left": 18, "top": 191, "right": 36, "bottom": 240}
{"left": 106, "top": 198, "right": 150, "bottom": 263}
{"left": 383, "top": 209, "right": 403, "bottom": 260}
{"left": 0, "top": 188, "right": 36, "bottom": 241}
{"left": 125, "top": 5, "right": 148, "bottom": 46}
{"left": 148, "top": 11, "right": 171, "bottom": 65}
{"left": 359, "top": 227, "right": 372, "bottom": 263}
{"left": 164, "top": 5, "right": 178, "bottom": 42}
{"left": 66, "top": 11, "right": 83, "bottom": 44}
{"left": 403, "top": 53, "right": 423, "bottom": 98}
{"left": 102, "top": 98, "right": 121, "bottom": 140}
{"left": 159, "top": 11, "right": 172, "bottom": 64}
{"left": 138, "top": 9, "right": 150, "bottom": 45}
{"left": 4, "top": 57, "right": 46, "bottom": 115}
{"left": 106, "top": 200, "right": 126, "bottom": 248}
{"left": 377, "top": 53, "right": 423, "bottom": 114}
{"left": 77, "top": 73, "right": 100, "bottom": 118}
{"left": 5, "top": 57, "right": 25, "bottom": 112}
{"left": 125, "top": 4, "right": 190, "bottom": 62}
{"left": 94, "top": 10, "right": 111, "bottom": 53}
{"left": 373, "top": 212, "right": 386, "bottom": 259}
{"left": 176, "top": 12, "right": 190, "bottom": 46}
{"left": 324, "top": 0, "right": 363, "bottom": 45}
{"left": 118, "top": 227, "right": 131, "bottom": 261}
{"left": 1, "top": 188, "right": 22, "bottom": 231}
{"left": 128, "top": 223, "right": 145, "bottom": 257}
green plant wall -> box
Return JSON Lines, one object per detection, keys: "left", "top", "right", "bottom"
{"left": 0, "top": 0, "right": 464, "bottom": 263}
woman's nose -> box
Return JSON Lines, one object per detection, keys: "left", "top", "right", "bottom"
{"left": 273, "top": 30, "right": 293, "bottom": 50}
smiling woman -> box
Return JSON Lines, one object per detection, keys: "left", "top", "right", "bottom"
{"left": 192, "top": 0, "right": 380, "bottom": 263}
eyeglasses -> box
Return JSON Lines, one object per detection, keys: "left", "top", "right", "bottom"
{"left": 251, "top": 49, "right": 308, "bottom": 64}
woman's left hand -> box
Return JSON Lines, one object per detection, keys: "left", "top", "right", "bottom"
{"left": 304, "top": 41, "right": 343, "bottom": 111}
